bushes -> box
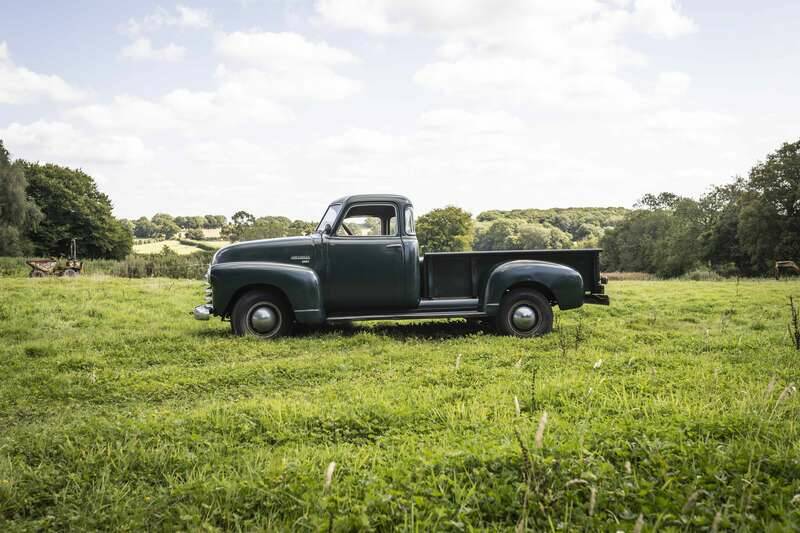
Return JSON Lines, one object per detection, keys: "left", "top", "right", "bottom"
{"left": 178, "top": 239, "right": 220, "bottom": 252}
{"left": 0, "top": 251, "right": 213, "bottom": 280}
{"left": 111, "top": 251, "right": 214, "bottom": 279}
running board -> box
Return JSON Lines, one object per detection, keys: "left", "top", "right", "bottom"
{"left": 327, "top": 310, "right": 487, "bottom": 323}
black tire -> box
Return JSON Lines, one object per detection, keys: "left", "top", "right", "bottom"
{"left": 29, "top": 270, "right": 46, "bottom": 278}
{"left": 230, "top": 289, "right": 292, "bottom": 339}
{"left": 496, "top": 289, "right": 553, "bottom": 337}
{"left": 63, "top": 269, "right": 78, "bottom": 277}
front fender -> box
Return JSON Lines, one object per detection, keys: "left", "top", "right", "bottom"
{"left": 210, "top": 262, "right": 324, "bottom": 324}
{"left": 483, "top": 260, "right": 584, "bottom": 315}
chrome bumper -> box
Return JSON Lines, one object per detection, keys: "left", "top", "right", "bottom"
{"left": 193, "top": 304, "right": 213, "bottom": 320}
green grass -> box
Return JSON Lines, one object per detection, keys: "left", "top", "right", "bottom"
{"left": 1, "top": 278, "right": 799, "bottom": 531}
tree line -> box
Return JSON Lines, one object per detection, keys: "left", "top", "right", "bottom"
{"left": 3, "top": 135, "right": 797, "bottom": 276}
{"left": 415, "top": 138, "right": 800, "bottom": 278}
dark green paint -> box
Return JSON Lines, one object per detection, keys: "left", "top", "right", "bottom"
{"left": 206, "top": 195, "right": 607, "bottom": 324}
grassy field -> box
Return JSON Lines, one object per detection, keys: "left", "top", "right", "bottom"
{"left": 132, "top": 240, "right": 209, "bottom": 255}
{"left": 1, "top": 278, "right": 799, "bottom": 531}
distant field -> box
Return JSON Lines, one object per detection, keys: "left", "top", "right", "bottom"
{"left": 1, "top": 279, "right": 799, "bottom": 530}
{"left": 132, "top": 240, "right": 213, "bottom": 255}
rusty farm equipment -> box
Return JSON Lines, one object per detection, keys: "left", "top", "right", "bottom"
{"left": 27, "top": 239, "right": 83, "bottom": 278}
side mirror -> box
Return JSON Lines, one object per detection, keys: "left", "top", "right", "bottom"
{"left": 323, "top": 223, "right": 332, "bottom": 235}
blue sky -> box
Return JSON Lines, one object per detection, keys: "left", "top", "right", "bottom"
{"left": 1, "top": 0, "right": 798, "bottom": 219}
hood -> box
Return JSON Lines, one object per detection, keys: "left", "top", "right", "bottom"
{"left": 213, "top": 235, "right": 316, "bottom": 264}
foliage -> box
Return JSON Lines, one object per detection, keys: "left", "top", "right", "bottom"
{"left": 474, "top": 220, "right": 573, "bottom": 251}
{"left": 416, "top": 206, "right": 474, "bottom": 254}
{"left": 222, "top": 212, "right": 315, "bottom": 242}
{"left": 603, "top": 138, "right": 800, "bottom": 277}
{"left": 477, "top": 207, "right": 628, "bottom": 245}
{"left": 0, "top": 141, "right": 42, "bottom": 256}
{"left": 22, "top": 162, "right": 132, "bottom": 259}
{"left": 185, "top": 228, "right": 205, "bottom": 240}
{"left": 0, "top": 278, "right": 799, "bottom": 530}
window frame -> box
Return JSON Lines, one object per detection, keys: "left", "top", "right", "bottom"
{"left": 404, "top": 206, "right": 416, "bottom": 236}
{"left": 331, "top": 202, "right": 400, "bottom": 239}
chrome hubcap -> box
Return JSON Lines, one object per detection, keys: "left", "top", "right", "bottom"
{"left": 249, "top": 305, "right": 279, "bottom": 334}
{"left": 512, "top": 305, "right": 537, "bottom": 331}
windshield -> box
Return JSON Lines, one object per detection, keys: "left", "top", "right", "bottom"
{"left": 316, "top": 204, "right": 341, "bottom": 233}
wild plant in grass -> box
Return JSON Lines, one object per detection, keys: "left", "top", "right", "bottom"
{"left": 588, "top": 486, "right": 597, "bottom": 516}
{"left": 554, "top": 315, "right": 570, "bottom": 358}
{"left": 574, "top": 312, "right": 586, "bottom": 350}
{"left": 455, "top": 353, "right": 462, "bottom": 370}
{"left": 514, "top": 395, "right": 521, "bottom": 417}
{"left": 529, "top": 365, "right": 538, "bottom": 413}
{"left": 789, "top": 296, "right": 800, "bottom": 350}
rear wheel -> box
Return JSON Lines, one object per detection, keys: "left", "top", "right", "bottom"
{"left": 496, "top": 289, "right": 553, "bottom": 337}
{"left": 63, "top": 269, "right": 78, "bottom": 277}
{"left": 29, "top": 270, "right": 46, "bottom": 278}
{"left": 231, "top": 289, "right": 292, "bottom": 339}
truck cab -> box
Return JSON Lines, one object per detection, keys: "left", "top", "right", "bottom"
{"left": 194, "top": 194, "right": 608, "bottom": 338}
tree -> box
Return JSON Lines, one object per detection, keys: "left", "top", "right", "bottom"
{"left": 151, "top": 213, "right": 180, "bottom": 239}
{"left": 223, "top": 211, "right": 256, "bottom": 242}
{"left": 133, "top": 217, "right": 159, "bottom": 239}
{"left": 185, "top": 228, "right": 205, "bottom": 240}
{"left": 204, "top": 215, "right": 226, "bottom": 229}
{"left": 416, "top": 206, "right": 474, "bottom": 254}
{"left": 474, "top": 220, "right": 516, "bottom": 250}
{"left": 23, "top": 162, "right": 131, "bottom": 259}
{"left": 746, "top": 139, "right": 800, "bottom": 262}
{"left": 0, "top": 140, "right": 42, "bottom": 255}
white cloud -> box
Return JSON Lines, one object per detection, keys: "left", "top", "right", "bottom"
{"left": 123, "top": 5, "right": 212, "bottom": 35}
{"left": 0, "top": 121, "right": 152, "bottom": 164}
{"left": 633, "top": 0, "right": 696, "bottom": 38}
{"left": 216, "top": 31, "right": 357, "bottom": 68}
{"left": 121, "top": 38, "right": 186, "bottom": 62}
{"left": 0, "top": 42, "right": 85, "bottom": 104}
{"left": 317, "top": 0, "right": 696, "bottom": 113}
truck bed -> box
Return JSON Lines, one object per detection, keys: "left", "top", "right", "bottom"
{"left": 421, "top": 249, "right": 603, "bottom": 300}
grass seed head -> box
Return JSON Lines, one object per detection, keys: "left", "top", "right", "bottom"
{"left": 323, "top": 461, "right": 336, "bottom": 493}
{"left": 588, "top": 486, "right": 596, "bottom": 516}
{"left": 624, "top": 461, "right": 632, "bottom": 474}
{"left": 593, "top": 359, "right": 603, "bottom": 370}
{"left": 766, "top": 375, "right": 777, "bottom": 396}
{"left": 534, "top": 411, "right": 548, "bottom": 449}
{"left": 711, "top": 511, "right": 722, "bottom": 533}
{"left": 455, "top": 354, "right": 461, "bottom": 370}
{"left": 777, "top": 383, "right": 797, "bottom": 404}
{"left": 633, "top": 514, "right": 644, "bottom": 533}
{"left": 514, "top": 395, "right": 521, "bottom": 417}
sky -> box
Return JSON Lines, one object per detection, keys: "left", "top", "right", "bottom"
{"left": 1, "top": 0, "right": 798, "bottom": 221}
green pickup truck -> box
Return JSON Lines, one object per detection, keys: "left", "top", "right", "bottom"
{"left": 193, "top": 194, "right": 608, "bottom": 338}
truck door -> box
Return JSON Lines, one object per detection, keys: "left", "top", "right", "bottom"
{"left": 324, "top": 202, "right": 409, "bottom": 311}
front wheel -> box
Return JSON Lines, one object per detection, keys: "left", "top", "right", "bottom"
{"left": 231, "top": 289, "right": 292, "bottom": 339}
{"left": 496, "top": 289, "right": 553, "bottom": 337}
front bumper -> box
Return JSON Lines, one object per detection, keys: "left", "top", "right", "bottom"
{"left": 193, "top": 304, "right": 213, "bottom": 320}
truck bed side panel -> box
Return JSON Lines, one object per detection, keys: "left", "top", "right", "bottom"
{"left": 422, "top": 249, "right": 602, "bottom": 299}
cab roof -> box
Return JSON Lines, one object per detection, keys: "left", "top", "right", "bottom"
{"left": 330, "top": 194, "right": 412, "bottom": 206}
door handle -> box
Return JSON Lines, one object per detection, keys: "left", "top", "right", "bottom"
{"left": 385, "top": 243, "right": 402, "bottom": 249}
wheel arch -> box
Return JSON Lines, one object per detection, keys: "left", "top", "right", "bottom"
{"left": 482, "top": 259, "right": 584, "bottom": 315}
{"left": 210, "top": 261, "right": 325, "bottom": 324}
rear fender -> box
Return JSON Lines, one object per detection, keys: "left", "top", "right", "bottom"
{"left": 210, "top": 262, "right": 324, "bottom": 324}
{"left": 483, "top": 260, "right": 584, "bottom": 315}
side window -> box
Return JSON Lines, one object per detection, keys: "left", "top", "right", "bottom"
{"left": 335, "top": 204, "right": 398, "bottom": 237}
{"left": 404, "top": 206, "right": 415, "bottom": 235}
